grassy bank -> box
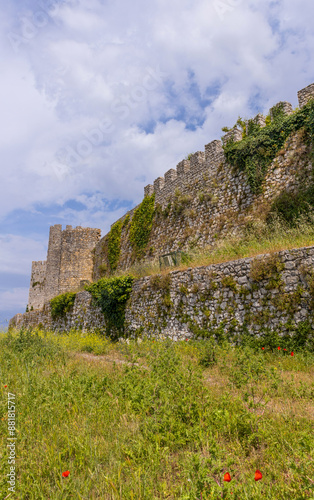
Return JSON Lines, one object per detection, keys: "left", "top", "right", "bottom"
{"left": 116, "top": 213, "right": 314, "bottom": 279}
{"left": 0, "top": 329, "right": 313, "bottom": 499}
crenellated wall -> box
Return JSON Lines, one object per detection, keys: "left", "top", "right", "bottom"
{"left": 140, "top": 82, "right": 314, "bottom": 209}
{"left": 92, "top": 83, "right": 314, "bottom": 277}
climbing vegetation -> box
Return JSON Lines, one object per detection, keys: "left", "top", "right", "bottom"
{"left": 129, "top": 193, "right": 155, "bottom": 257}
{"left": 223, "top": 100, "right": 314, "bottom": 193}
{"left": 107, "top": 220, "right": 122, "bottom": 272}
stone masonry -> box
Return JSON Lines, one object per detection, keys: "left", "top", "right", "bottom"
{"left": 10, "top": 245, "right": 314, "bottom": 341}
{"left": 28, "top": 225, "right": 101, "bottom": 310}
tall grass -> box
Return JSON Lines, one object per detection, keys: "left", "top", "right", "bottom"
{"left": 0, "top": 330, "right": 313, "bottom": 499}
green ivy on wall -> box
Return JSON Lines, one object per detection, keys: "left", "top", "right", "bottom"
{"left": 129, "top": 193, "right": 155, "bottom": 257}
{"left": 223, "top": 100, "right": 314, "bottom": 194}
{"left": 85, "top": 275, "right": 134, "bottom": 340}
{"left": 107, "top": 220, "right": 122, "bottom": 272}
{"left": 50, "top": 292, "right": 76, "bottom": 320}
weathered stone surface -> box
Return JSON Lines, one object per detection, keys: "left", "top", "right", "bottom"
{"left": 298, "top": 83, "right": 314, "bottom": 108}
{"left": 11, "top": 246, "right": 314, "bottom": 341}
{"left": 29, "top": 225, "right": 101, "bottom": 311}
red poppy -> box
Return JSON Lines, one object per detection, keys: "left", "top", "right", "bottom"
{"left": 283, "top": 348, "right": 287, "bottom": 351}
{"left": 62, "top": 471, "right": 70, "bottom": 478}
{"left": 223, "top": 472, "right": 231, "bottom": 482}
{"left": 254, "top": 470, "right": 262, "bottom": 481}
{"left": 4, "top": 385, "right": 7, "bottom": 388}
{"left": 261, "top": 347, "right": 265, "bottom": 350}
{"left": 291, "top": 352, "right": 294, "bottom": 356}
{"left": 277, "top": 347, "right": 280, "bottom": 350}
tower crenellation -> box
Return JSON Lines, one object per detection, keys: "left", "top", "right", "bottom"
{"left": 222, "top": 128, "right": 242, "bottom": 146}
{"left": 298, "top": 83, "right": 314, "bottom": 108}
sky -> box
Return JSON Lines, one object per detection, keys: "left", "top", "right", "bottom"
{"left": 1, "top": 0, "right": 314, "bottom": 329}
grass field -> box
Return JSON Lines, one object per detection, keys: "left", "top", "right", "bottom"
{"left": 0, "top": 329, "right": 313, "bottom": 499}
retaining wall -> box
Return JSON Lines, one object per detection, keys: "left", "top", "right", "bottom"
{"left": 10, "top": 246, "right": 314, "bottom": 341}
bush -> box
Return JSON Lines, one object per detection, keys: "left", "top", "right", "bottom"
{"left": 268, "top": 187, "right": 314, "bottom": 225}
{"left": 85, "top": 275, "right": 134, "bottom": 340}
{"left": 250, "top": 254, "right": 284, "bottom": 282}
{"left": 50, "top": 292, "right": 76, "bottom": 320}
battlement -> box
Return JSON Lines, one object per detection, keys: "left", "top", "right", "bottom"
{"left": 143, "top": 83, "right": 314, "bottom": 207}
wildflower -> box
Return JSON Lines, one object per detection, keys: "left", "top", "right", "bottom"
{"left": 291, "top": 352, "right": 294, "bottom": 356}
{"left": 262, "top": 347, "right": 265, "bottom": 350}
{"left": 254, "top": 470, "right": 262, "bottom": 481}
{"left": 277, "top": 347, "right": 280, "bottom": 350}
{"left": 62, "top": 471, "right": 70, "bottom": 478}
{"left": 4, "top": 385, "right": 7, "bottom": 388}
{"left": 223, "top": 472, "right": 231, "bottom": 482}
{"left": 283, "top": 348, "right": 287, "bottom": 351}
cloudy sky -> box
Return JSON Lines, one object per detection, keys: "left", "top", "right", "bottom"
{"left": 0, "top": 0, "right": 313, "bottom": 328}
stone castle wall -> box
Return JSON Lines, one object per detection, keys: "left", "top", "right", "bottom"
{"left": 298, "top": 83, "right": 314, "bottom": 108}
{"left": 44, "top": 224, "right": 62, "bottom": 302}
{"left": 10, "top": 245, "right": 314, "bottom": 341}
{"left": 125, "top": 245, "right": 314, "bottom": 339}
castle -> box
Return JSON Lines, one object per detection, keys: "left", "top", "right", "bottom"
{"left": 25, "top": 82, "right": 314, "bottom": 315}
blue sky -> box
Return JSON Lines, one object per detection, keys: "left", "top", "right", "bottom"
{"left": 1, "top": 0, "right": 314, "bottom": 329}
